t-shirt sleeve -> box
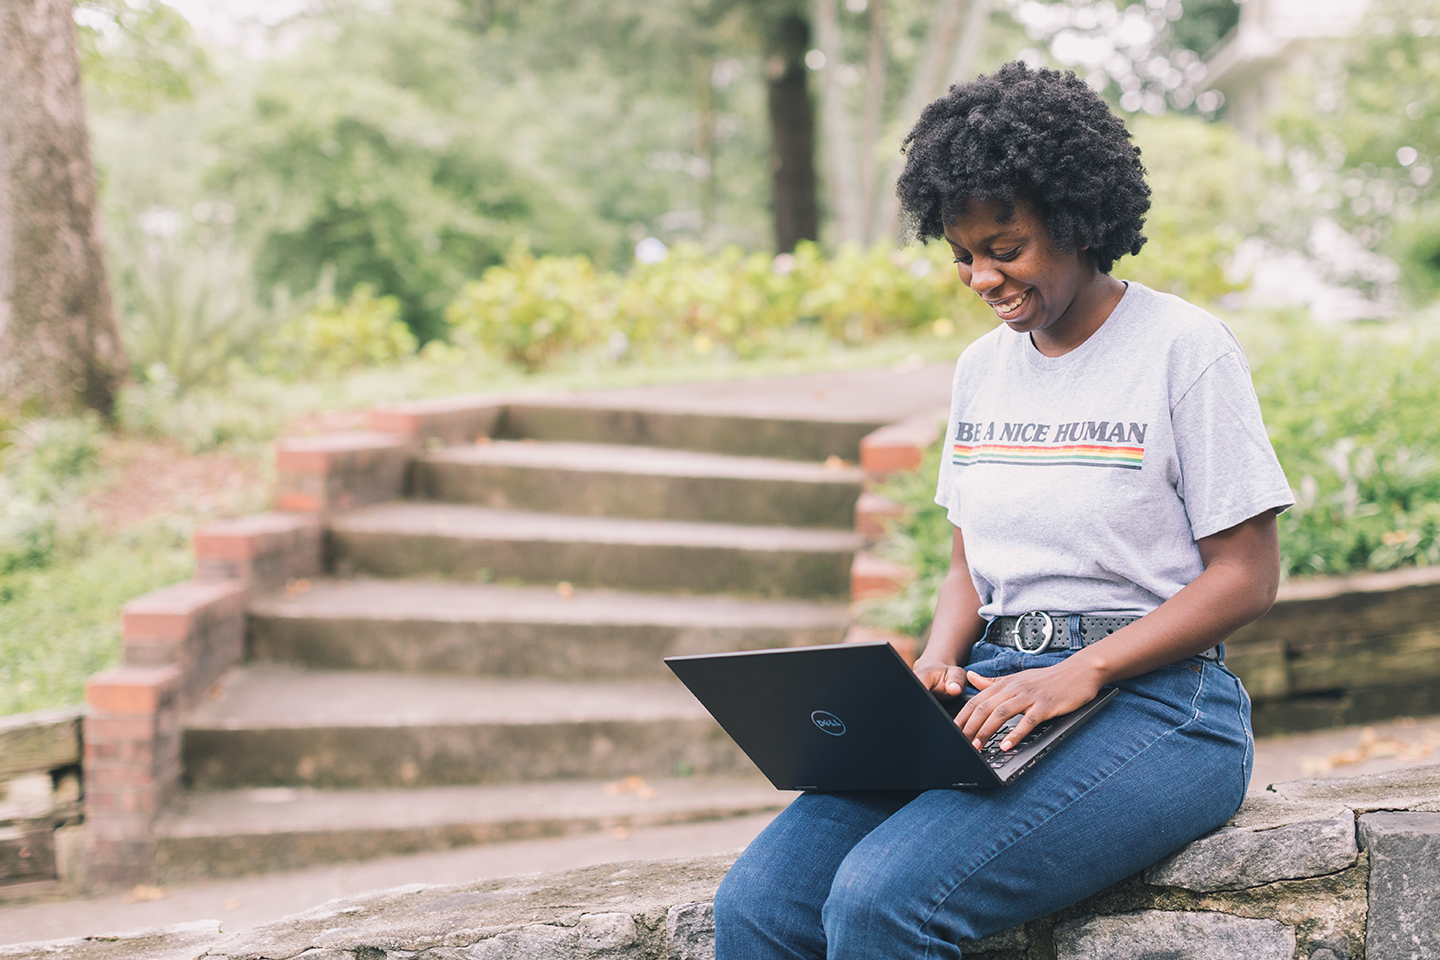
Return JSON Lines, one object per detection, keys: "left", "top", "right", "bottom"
{"left": 1171, "top": 350, "right": 1295, "bottom": 541}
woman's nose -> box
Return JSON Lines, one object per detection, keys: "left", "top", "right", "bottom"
{"left": 968, "top": 258, "right": 1004, "bottom": 293}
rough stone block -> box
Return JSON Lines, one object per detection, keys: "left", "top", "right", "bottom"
{"left": 667, "top": 901, "right": 715, "bottom": 960}
{"left": 1144, "top": 810, "right": 1358, "bottom": 891}
{"left": 1054, "top": 910, "right": 1295, "bottom": 960}
{"left": 1358, "top": 811, "right": 1440, "bottom": 960}
{"left": 0, "top": 919, "right": 223, "bottom": 960}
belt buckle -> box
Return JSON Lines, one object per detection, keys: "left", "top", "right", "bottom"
{"left": 1013, "top": 611, "right": 1054, "bottom": 654}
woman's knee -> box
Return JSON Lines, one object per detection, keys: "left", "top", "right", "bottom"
{"left": 822, "top": 845, "right": 923, "bottom": 943}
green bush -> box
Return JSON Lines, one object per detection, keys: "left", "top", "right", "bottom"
{"left": 447, "top": 240, "right": 994, "bottom": 371}
{"left": 448, "top": 248, "right": 617, "bottom": 371}
{"left": 0, "top": 417, "right": 104, "bottom": 574}
{"left": 264, "top": 284, "right": 417, "bottom": 378}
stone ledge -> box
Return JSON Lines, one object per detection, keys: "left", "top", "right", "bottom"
{"left": 7, "top": 767, "right": 1436, "bottom": 960}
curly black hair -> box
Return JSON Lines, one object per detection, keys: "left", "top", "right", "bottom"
{"left": 895, "top": 61, "right": 1150, "bottom": 273}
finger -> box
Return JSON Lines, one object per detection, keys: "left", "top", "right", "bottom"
{"left": 997, "top": 713, "right": 1039, "bottom": 752}
{"left": 942, "top": 666, "right": 967, "bottom": 697}
{"left": 966, "top": 670, "right": 997, "bottom": 690}
{"left": 966, "top": 696, "right": 1030, "bottom": 749}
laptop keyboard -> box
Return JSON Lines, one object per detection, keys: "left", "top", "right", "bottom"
{"left": 980, "top": 719, "right": 1055, "bottom": 768}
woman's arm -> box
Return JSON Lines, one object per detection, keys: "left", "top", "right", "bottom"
{"left": 912, "top": 527, "right": 988, "bottom": 700}
{"left": 954, "top": 508, "right": 1281, "bottom": 751}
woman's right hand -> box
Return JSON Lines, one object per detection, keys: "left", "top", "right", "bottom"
{"left": 914, "top": 659, "right": 969, "bottom": 703}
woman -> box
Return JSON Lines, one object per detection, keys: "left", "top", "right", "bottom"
{"left": 713, "top": 62, "right": 1294, "bottom": 959}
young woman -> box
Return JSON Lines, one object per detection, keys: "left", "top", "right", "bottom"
{"left": 713, "top": 62, "right": 1294, "bottom": 959}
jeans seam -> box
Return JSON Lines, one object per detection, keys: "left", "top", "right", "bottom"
{"left": 914, "top": 714, "right": 1201, "bottom": 955}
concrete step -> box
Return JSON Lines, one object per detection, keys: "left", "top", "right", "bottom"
{"left": 327, "top": 503, "right": 861, "bottom": 598}
{"left": 248, "top": 579, "right": 849, "bottom": 678}
{"left": 411, "top": 441, "right": 864, "bottom": 528}
{"left": 498, "top": 401, "right": 887, "bottom": 462}
{"left": 154, "top": 774, "right": 791, "bottom": 881}
{"left": 182, "top": 666, "right": 751, "bottom": 790}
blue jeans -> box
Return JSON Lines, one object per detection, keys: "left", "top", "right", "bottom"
{"left": 713, "top": 640, "right": 1254, "bottom": 960}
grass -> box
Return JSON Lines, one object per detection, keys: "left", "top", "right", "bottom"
{"left": 0, "top": 522, "right": 193, "bottom": 716}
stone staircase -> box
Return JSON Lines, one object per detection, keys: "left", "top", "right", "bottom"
{"left": 116, "top": 374, "right": 953, "bottom": 882}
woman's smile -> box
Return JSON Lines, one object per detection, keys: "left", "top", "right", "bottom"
{"left": 943, "top": 197, "right": 1125, "bottom": 356}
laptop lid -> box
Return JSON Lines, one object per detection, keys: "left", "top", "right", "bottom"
{"left": 665, "top": 641, "right": 1116, "bottom": 791}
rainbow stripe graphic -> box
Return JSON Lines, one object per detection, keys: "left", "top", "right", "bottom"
{"left": 952, "top": 442, "right": 1145, "bottom": 470}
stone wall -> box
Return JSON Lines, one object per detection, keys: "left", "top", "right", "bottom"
{"left": 5, "top": 766, "right": 1436, "bottom": 960}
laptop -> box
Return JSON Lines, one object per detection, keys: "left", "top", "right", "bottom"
{"left": 665, "top": 641, "right": 1117, "bottom": 790}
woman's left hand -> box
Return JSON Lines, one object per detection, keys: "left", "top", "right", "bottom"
{"left": 955, "top": 659, "right": 1103, "bottom": 751}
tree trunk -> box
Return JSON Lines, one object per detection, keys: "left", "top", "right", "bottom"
{"left": 0, "top": 0, "right": 126, "bottom": 418}
{"left": 764, "top": 13, "right": 819, "bottom": 253}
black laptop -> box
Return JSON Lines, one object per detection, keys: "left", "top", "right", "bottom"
{"left": 665, "top": 641, "right": 1117, "bottom": 790}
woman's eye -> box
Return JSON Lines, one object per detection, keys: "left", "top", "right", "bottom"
{"left": 952, "top": 255, "right": 971, "bottom": 265}
{"left": 994, "top": 249, "right": 1019, "bottom": 261}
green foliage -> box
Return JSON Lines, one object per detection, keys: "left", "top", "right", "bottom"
{"left": 0, "top": 418, "right": 104, "bottom": 575}
{"left": 855, "top": 442, "right": 954, "bottom": 638}
{"left": 859, "top": 315, "right": 1440, "bottom": 637}
{"left": 1124, "top": 115, "right": 1263, "bottom": 304}
{"left": 1270, "top": 0, "right": 1440, "bottom": 301}
{"left": 1244, "top": 316, "right": 1440, "bottom": 576}
{"left": 447, "top": 241, "right": 993, "bottom": 370}
{"left": 0, "top": 522, "right": 192, "bottom": 715}
{"left": 107, "top": 213, "right": 279, "bottom": 392}
{"left": 263, "top": 285, "right": 418, "bottom": 378}
{"left": 75, "top": 0, "right": 211, "bottom": 112}
{"left": 448, "top": 249, "right": 618, "bottom": 371}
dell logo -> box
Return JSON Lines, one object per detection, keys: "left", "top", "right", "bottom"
{"left": 811, "top": 711, "right": 846, "bottom": 736}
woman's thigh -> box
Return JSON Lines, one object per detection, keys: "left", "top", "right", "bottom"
{"left": 822, "top": 655, "right": 1253, "bottom": 959}
{"left": 714, "top": 790, "right": 917, "bottom": 960}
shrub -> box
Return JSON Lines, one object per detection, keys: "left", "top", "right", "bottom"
{"left": 264, "top": 284, "right": 417, "bottom": 378}
{"left": 447, "top": 240, "right": 993, "bottom": 370}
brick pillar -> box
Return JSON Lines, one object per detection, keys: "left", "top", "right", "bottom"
{"left": 83, "top": 666, "right": 181, "bottom": 887}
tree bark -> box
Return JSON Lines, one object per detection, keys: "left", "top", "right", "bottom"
{"left": 0, "top": 0, "right": 126, "bottom": 418}
{"left": 764, "top": 12, "right": 819, "bottom": 253}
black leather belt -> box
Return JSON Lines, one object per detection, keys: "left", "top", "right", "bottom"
{"left": 984, "top": 612, "right": 1222, "bottom": 661}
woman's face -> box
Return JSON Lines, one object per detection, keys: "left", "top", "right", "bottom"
{"left": 942, "top": 197, "right": 1119, "bottom": 356}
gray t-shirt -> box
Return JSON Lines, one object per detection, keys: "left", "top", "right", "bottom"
{"left": 935, "top": 281, "right": 1294, "bottom": 618}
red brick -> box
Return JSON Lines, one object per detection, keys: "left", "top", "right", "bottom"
{"left": 843, "top": 623, "right": 920, "bottom": 667}
{"left": 859, "top": 411, "right": 946, "bottom": 479}
{"left": 855, "top": 492, "right": 905, "bottom": 540}
{"left": 85, "top": 666, "right": 180, "bottom": 716}
{"left": 850, "top": 551, "right": 914, "bottom": 601}
{"left": 83, "top": 715, "right": 156, "bottom": 742}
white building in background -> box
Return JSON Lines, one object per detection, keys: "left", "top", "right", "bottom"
{"left": 1201, "top": 0, "right": 1394, "bottom": 321}
{"left": 1202, "top": 0, "right": 1368, "bottom": 141}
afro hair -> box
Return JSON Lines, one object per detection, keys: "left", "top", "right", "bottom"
{"left": 895, "top": 61, "right": 1150, "bottom": 274}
